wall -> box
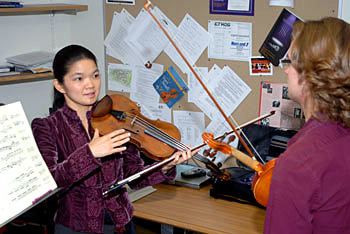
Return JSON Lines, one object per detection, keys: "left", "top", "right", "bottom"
{"left": 0, "top": 0, "right": 105, "bottom": 123}
{"left": 339, "top": 0, "right": 350, "bottom": 22}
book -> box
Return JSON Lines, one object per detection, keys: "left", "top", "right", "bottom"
{"left": 0, "top": 102, "right": 58, "bottom": 228}
{"left": 0, "top": 1, "right": 23, "bottom": 8}
{"left": 0, "top": 71, "right": 20, "bottom": 77}
{"left": 0, "top": 67, "right": 10, "bottom": 73}
{"left": 126, "top": 185, "right": 157, "bottom": 202}
{"left": 259, "top": 8, "right": 301, "bottom": 66}
{"left": 153, "top": 66, "right": 188, "bottom": 108}
{"left": 0, "top": 4, "right": 23, "bottom": 8}
{"left": 168, "top": 164, "right": 212, "bottom": 190}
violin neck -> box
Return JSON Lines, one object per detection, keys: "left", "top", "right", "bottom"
{"left": 230, "top": 147, "right": 263, "bottom": 173}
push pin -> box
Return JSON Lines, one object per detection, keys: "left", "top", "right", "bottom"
{"left": 145, "top": 61, "right": 152, "bottom": 69}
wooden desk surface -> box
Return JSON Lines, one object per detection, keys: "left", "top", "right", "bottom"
{"left": 133, "top": 184, "right": 266, "bottom": 234}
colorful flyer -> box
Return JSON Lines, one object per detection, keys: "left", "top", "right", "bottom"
{"left": 153, "top": 66, "right": 188, "bottom": 108}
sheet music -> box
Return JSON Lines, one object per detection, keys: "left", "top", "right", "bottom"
{"left": 0, "top": 102, "right": 57, "bottom": 227}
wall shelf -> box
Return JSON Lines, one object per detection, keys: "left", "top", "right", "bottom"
{"left": 0, "top": 72, "right": 53, "bottom": 85}
{"left": 0, "top": 3, "right": 88, "bottom": 84}
{"left": 0, "top": 4, "right": 88, "bottom": 16}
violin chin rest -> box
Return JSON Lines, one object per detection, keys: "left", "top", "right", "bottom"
{"left": 92, "top": 95, "right": 113, "bottom": 117}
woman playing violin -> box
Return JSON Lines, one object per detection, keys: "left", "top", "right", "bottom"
{"left": 31, "top": 44, "right": 197, "bottom": 234}
{"left": 264, "top": 17, "right": 350, "bottom": 234}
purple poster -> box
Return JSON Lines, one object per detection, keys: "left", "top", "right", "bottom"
{"left": 259, "top": 8, "right": 302, "bottom": 66}
{"left": 210, "top": 0, "right": 254, "bottom": 16}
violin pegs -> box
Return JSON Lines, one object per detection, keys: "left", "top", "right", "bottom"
{"left": 203, "top": 149, "right": 210, "bottom": 157}
{"left": 209, "top": 151, "right": 217, "bottom": 158}
{"left": 227, "top": 135, "right": 236, "bottom": 144}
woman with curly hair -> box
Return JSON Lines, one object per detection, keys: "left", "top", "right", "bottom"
{"left": 264, "top": 17, "right": 350, "bottom": 234}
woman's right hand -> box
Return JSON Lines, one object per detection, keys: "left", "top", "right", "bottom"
{"left": 88, "top": 128, "right": 131, "bottom": 158}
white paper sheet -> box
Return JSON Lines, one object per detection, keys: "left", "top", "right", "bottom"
{"left": 228, "top": 0, "right": 250, "bottom": 11}
{"left": 173, "top": 110, "right": 205, "bottom": 147}
{"left": 130, "top": 63, "right": 163, "bottom": 106}
{"left": 208, "top": 20, "right": 252, "bottom": 61}
{"left": 141, "top": 103, "right": 171, "bottom": 123}
{"left": 104, "top": 9, "right": 144, "bottom": 65}
{"left": 269, "top": 0, "right": 294, "bottom": 8}
{"left": 195, "top": 66, "right": 251, "bottom": 121}
{"left": 125, "top": 7, "right": 175, "bottom": 64}
{"left": 164, "top": 14, "right": 210, "bottom": 74}
{"left": 187, "top": 67, "right": 208, "bottom": 103}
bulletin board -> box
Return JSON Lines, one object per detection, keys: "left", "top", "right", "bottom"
{"left": 103, "top": 0, "right": 338, "bottom": 127}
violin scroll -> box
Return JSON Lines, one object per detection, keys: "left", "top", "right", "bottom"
{"left": 202, "top": 131, "right": 275, "bottom": 207}
{"left": 202, "top": 132, "right": 232, "bottom": 154}
{"left": 92, "top": 95, "right": 113, "bottom": 117}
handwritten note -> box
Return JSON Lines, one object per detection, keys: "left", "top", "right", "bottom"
{"left": 0, "top": 102, "right": 57, "bottom": 227}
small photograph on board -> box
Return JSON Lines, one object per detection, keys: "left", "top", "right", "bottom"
{"left": 249, "top": 56, "right": 273, "bottom": 76}
{"left": 153, "top": 66, "right": 188, "bottom": 108}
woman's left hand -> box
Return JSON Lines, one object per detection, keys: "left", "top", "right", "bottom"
{"left": 161, "top": 146, "right": 200, "bottom": 173}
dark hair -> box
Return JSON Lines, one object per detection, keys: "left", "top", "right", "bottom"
{"left": 52, "top": 44, "right": 97, "bottom": 112}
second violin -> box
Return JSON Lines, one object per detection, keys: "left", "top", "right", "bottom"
{"left": 202, "top": 132, "right": 276, "bottom": 207}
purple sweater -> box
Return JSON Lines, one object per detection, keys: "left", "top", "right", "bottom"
{"left": 264, "top": 118, "right": 350, "bottom": 234}
{"left": 31, "top": 104, "right": 176, "bottom": 233}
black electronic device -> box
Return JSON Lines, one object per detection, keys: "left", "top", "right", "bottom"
{"left": 181, "top": 168, "right": 207, "bottom": 179}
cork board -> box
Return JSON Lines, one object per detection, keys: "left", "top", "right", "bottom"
{"left": 104, "top": 0, "right": 337, "bottom": 126}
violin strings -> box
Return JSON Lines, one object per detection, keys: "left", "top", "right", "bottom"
{"left": 130, "top": 115, "right": 211, "bottom": 166}
{"left": 125, "top": 112, "right": 265, "bottom": 165}
{"left": 126, "top": 113, "right": 189, "bottom": 151}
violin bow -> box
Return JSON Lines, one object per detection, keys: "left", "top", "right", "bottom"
{"left": 144, "top": 0, "right": 263, "bottom": 163}
{"left": 102, "top": 112, "right": 274, "bottom": 195}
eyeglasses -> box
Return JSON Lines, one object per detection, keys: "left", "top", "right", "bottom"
{"left": 280, "top": 58, "right": 291, "bottom": 70}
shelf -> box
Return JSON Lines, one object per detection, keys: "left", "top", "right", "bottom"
{"left": 0, "top": 72, "right": 53, "bottom": 85}
{"left": 0, "top": 4, "right": 88, "bottom": 16}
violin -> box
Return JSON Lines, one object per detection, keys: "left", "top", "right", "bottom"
{"left": 91, "top": 94, "right": 180, "bottom": 161}
{"left": 202, "top": 132, "right": 276, "bottom": 207}
{"left": 92, "top": 94, "right": 238, "bottom": 180}
{"left": 160, "top": 88, "right": 178, "bottom": 103}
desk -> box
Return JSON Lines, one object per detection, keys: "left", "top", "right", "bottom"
{"left": 133, "top": 184, "right": 266, "bottom": 234}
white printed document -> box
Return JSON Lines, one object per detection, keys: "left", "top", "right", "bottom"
{"left": 0, "top": 102, "right": 58, "bottom": 227}
{"left": 208, "top": 20, "right": 252, "bottom": 61}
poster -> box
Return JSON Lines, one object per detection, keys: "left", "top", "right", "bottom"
{"left": 210, "top": 0, "right": 255, "bottom": 16}
{"left": 259, "top": 8, "right": 301, "bottom": 66}
{"left": 259, "top": 81, "right": 304, "bottom": 130}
